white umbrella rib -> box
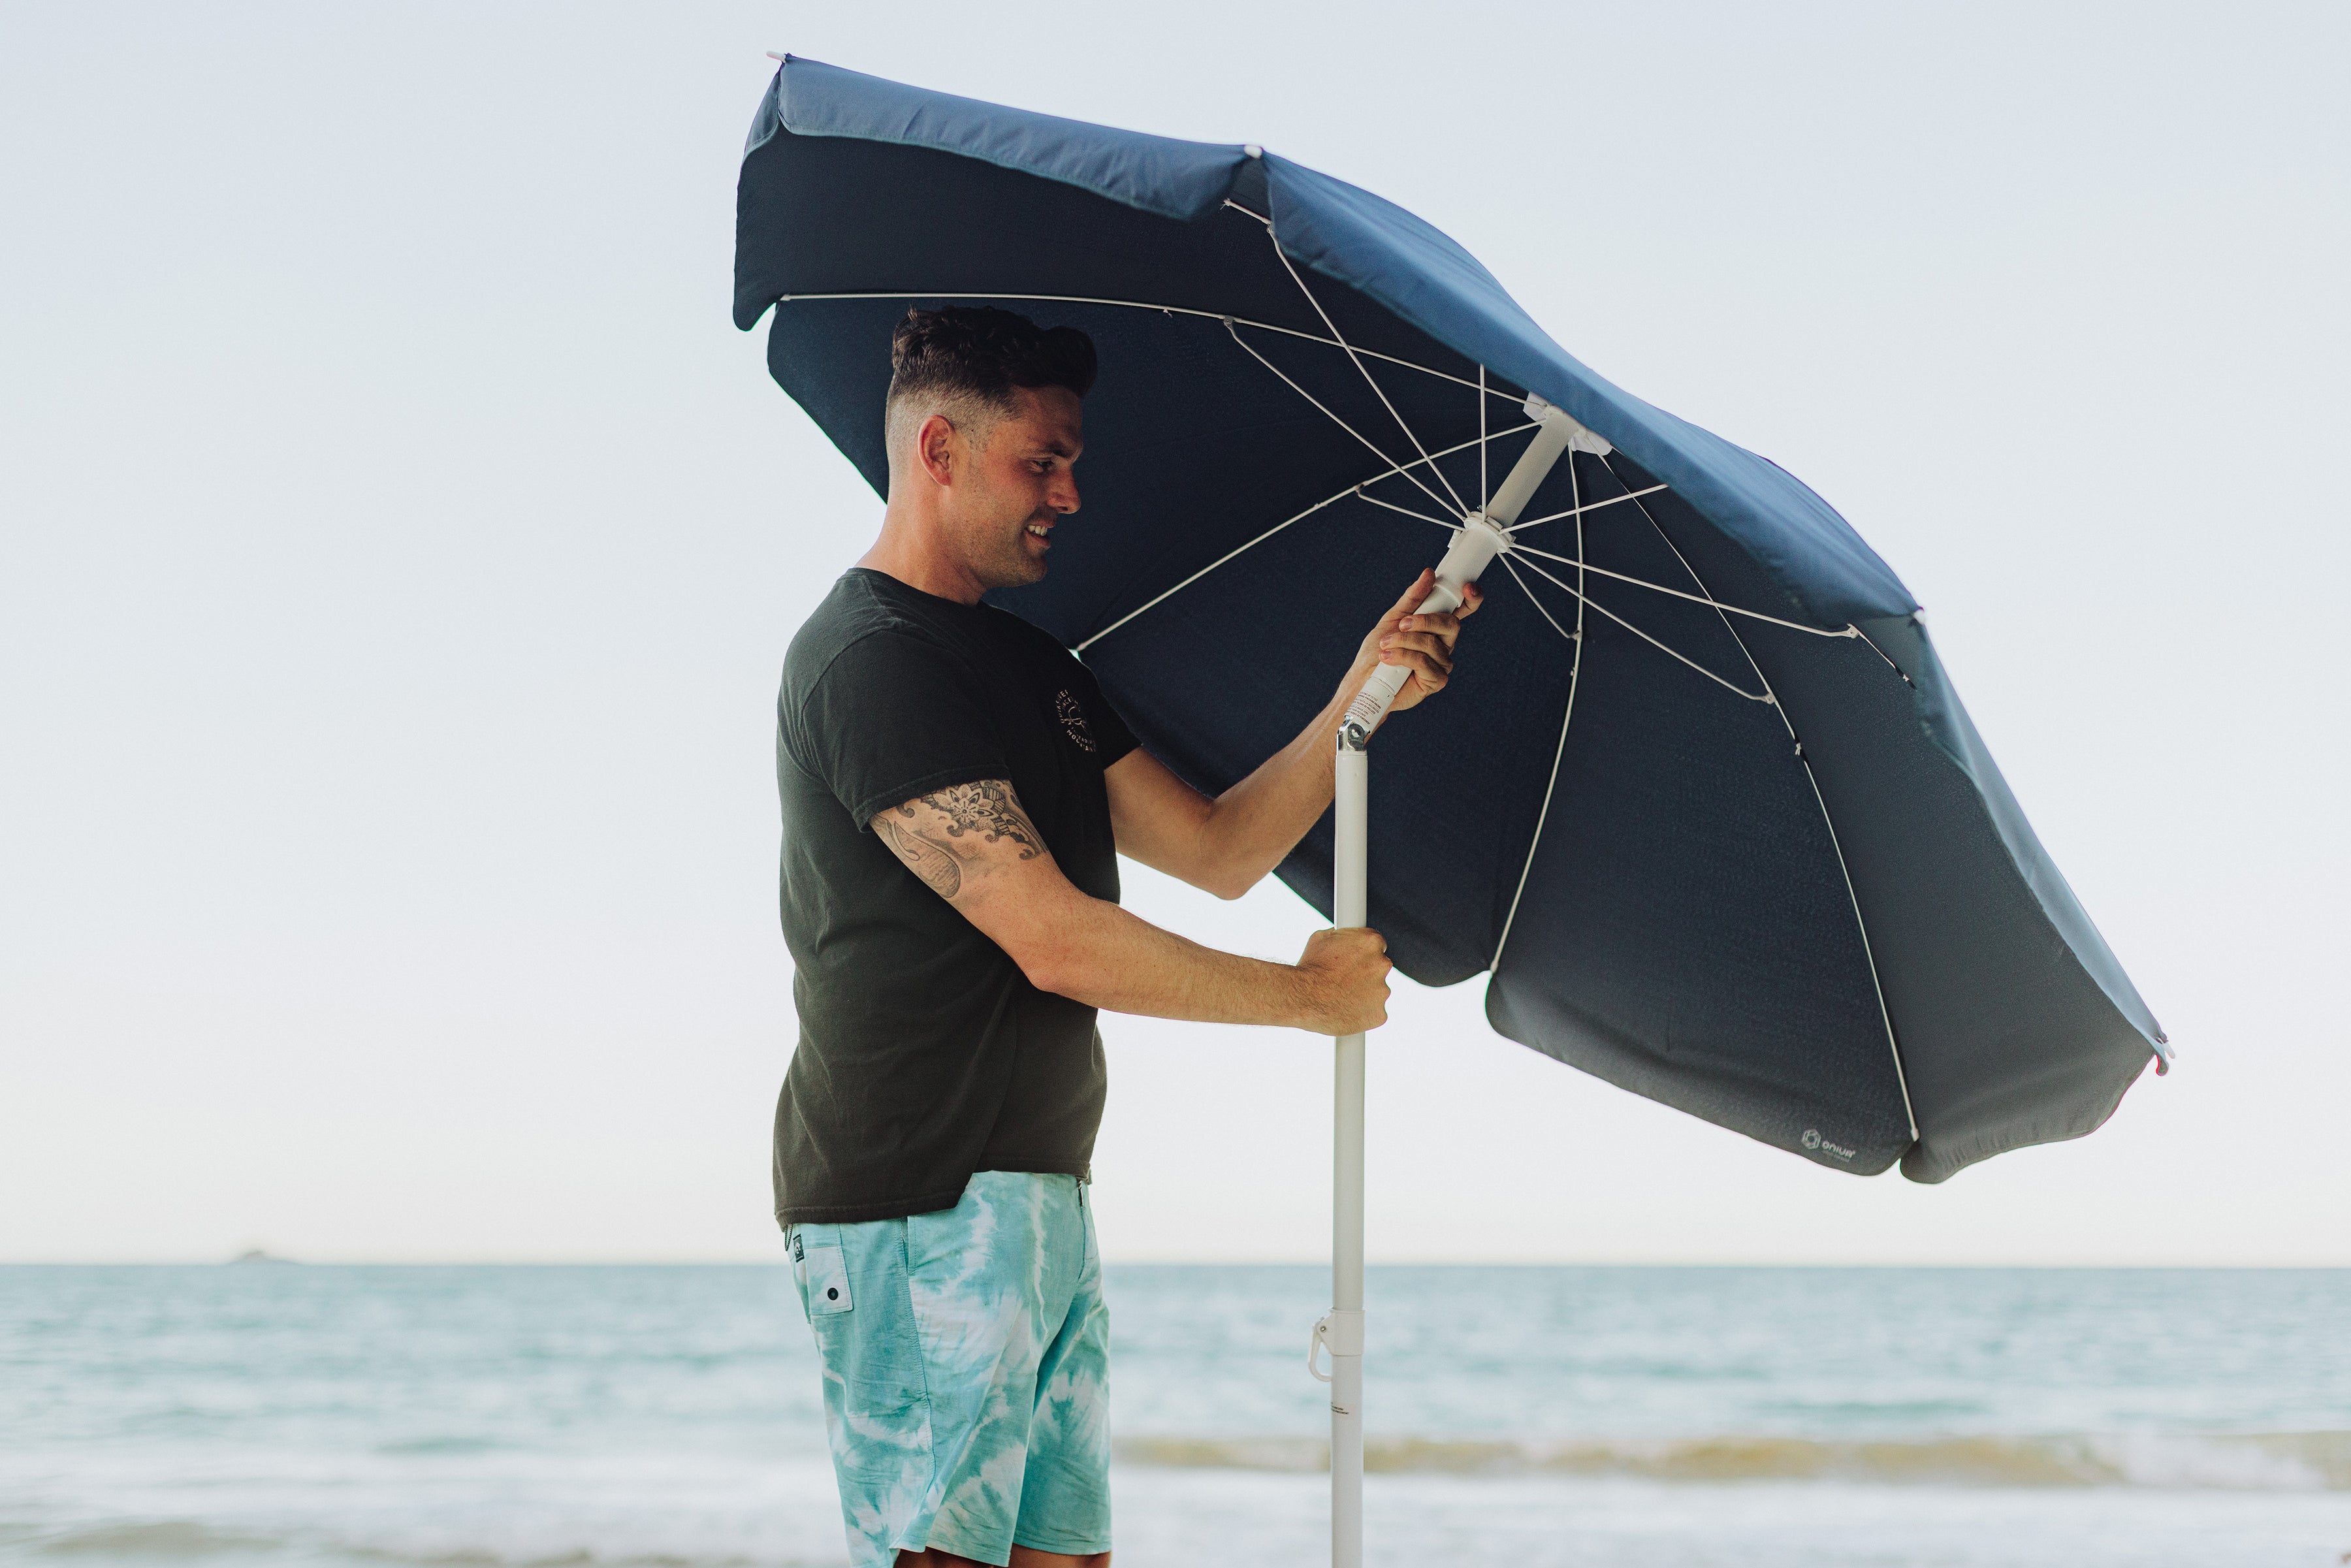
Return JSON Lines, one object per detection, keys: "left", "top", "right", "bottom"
{"left": 1597, "top": 455, "right": 1918, "bottom": 1142}
{"left": 1224, "top": 320, "right": 1457, "bottom": 516}
{"left": 777, "top": 285, "right": 1533, "bottom": 535}
{"left": 1504, "top": 540, "right": 1860, "bottom": 639}
{"left": 1490, "top": 453, "right": 1588, "bottom": 972}
{"left": 1258, "top": 229, "right": 1471, "bottom": 516}
{"left": 773, "top": 291, "right": 1533, "bottom": 403}
{"left": 1479, "top": 363, "right": 1488, "bottom": 514}
{"left": 1506, "top": 485, "right": 1670, "bottom": 528}
{"left": 1351, "top": 490, "right": 1462, "bottom": 532}
{"left": 1509, "top": 551, "right": 1772, "bottom": 703}
{"left": 1497, "top": 551, "right": 1576, "bottom": 644}
{"left": 1071, "top": 424, "right": 1535, "bottom": 653}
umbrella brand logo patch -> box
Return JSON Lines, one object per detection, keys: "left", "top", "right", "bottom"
{"left": 1055, "top": 690, "right": 1095, "bottom": 753}
{"left": 1802, "top": 1128, "right": 1856, "bottom": 1161}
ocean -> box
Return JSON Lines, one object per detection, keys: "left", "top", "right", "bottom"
{"left": 3, "top": 1264, "right": 2346, "bottom": 1566}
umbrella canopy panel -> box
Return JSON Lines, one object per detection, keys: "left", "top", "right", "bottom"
{"left": 736, "top": 57, "right": 2164, "bottom": 1182}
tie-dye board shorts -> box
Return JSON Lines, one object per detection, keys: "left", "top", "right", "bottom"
{"left": 788, "top": 1170, "right": 1112, "bottom": 1567}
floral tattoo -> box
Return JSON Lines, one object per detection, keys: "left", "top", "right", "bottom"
{"left": 874, "top": 780, "right": 1044, "bottom": 899}
{"left": 913, "top": 780, "right": 1043, "bottom": 855}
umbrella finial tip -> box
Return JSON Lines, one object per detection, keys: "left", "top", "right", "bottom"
{"left": 1243, "top": 143, "right": 1263, "bottom": 159}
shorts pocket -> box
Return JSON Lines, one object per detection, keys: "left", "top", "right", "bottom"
{"left": 792, "top": 1223, "right": 927, "bottom": 1422}
{"left": 790, "top": 1228, "right": 854, "bottom": 1318}
{"left": 816, "top": 1299, "right": 926, "bottom": 1419}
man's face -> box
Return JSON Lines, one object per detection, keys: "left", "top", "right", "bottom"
{"left": 943, "top": 385, "right": 1083, "bottom": 592}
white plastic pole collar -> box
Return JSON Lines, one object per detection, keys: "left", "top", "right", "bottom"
{"left": 1518, "top": 394, "right": 1614, "bottom": 460}
{"left": 1308, "top": 1309, "right": 1367, "bottom": 1380}
{"left": 1338, "top": 514, "right": 1511, "bottom": 745}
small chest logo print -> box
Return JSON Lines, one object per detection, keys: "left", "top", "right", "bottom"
{"left": 1055, "top": 690, "right": 1096, "bottom": 753}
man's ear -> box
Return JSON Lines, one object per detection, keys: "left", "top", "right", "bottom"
{"left": 917, "top": 413, "right": 958, "bottom": 488}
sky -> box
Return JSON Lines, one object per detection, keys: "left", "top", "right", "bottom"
{"left": 3, "top": 1, "right": 2345, "bottom": 1266}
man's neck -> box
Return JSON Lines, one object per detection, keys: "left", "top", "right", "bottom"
{"left": 857, "top": 507, "right": 985, "bottom": 605}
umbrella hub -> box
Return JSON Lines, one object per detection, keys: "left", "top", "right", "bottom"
{"left": 1454, "top": 510, "right": 1516, "bottom": 555}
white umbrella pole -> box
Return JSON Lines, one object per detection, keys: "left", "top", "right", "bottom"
{"left": 1313, "top": 396, "right": 1592, "bottom": 1568}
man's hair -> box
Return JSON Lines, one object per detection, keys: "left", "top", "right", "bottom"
{"left": 884, "top": 306, "right": 1097, "bottom": 455}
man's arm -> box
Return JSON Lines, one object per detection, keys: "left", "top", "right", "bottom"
{"left": 1105, "top": 569, "right": 1481, "bottom": 900}
{"left": 873, "top": 780, "right": 1390, "bottom": 1034}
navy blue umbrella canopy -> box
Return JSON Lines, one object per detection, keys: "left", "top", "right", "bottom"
{"left": 734, "top": 57, "right": 2165, "bottom": 1183}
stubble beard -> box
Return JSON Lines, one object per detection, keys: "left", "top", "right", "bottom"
{"left": 970, "top": 509, "right": 1052, "bottom": 592}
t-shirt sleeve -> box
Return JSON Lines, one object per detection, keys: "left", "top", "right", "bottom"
{"left": 1080, "top": 667, "right": 1140, "bottom": 769}
{"left": 795, "top": 631, "right": 1011, "bottom": 829}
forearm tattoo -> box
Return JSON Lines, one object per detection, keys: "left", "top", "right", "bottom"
{"left": 874, "top": 780, "right": 1044, "bottom": 899}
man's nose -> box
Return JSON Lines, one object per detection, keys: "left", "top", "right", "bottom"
{"left": 1050, "top": 473, "right": 1080, "bottom": 515}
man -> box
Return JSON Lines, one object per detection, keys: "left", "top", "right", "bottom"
{"left": 775, "top": 306, "right": 1479, "bottom": 1568}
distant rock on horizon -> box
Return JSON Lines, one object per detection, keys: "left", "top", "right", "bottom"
{"left": 228, "top": 1249, "right": 297, "bottom": 1264}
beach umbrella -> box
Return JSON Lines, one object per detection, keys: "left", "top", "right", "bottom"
{"left": 731, "top": 56, "right": 2167, "bottom": 1566}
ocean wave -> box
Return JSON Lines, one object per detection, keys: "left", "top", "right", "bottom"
{"left": 33, "top": 1520, "right": 282, "bottom": 1558}
{"left": 17, "top": 1521, "right": 800, "bottom": 1568}
{"left": 1113, "top": 1430, "right": 2351, "bottom": 1490}
{"left": 373, "top": 1436, "right": 508, "bottom": 1456}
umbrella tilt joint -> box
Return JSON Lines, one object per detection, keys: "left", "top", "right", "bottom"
{"left": 1336, "top": 396, "right": 1599, "bottom": 750}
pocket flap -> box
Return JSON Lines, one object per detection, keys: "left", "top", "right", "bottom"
{"left": 793, "top": 1234, "right": 854, "bottom": 1317}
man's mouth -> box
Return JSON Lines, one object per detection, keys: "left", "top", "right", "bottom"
{"left": 1024, "top": 522, "right": 1052, "bottom": 543}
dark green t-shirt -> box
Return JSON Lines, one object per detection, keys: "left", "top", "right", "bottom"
{"left": 771, "top": 569, "right": 1139, "bottom": 1225}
